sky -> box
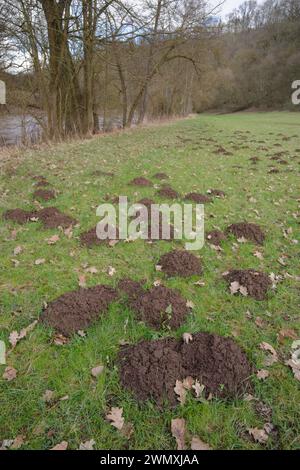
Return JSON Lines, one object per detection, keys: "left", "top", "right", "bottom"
{"left": 216, "top": 0, "right": 265, "bottom": 18}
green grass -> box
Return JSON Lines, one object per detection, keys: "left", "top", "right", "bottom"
{"left": 0, "top": 112, "right": 299, "bottom": 450}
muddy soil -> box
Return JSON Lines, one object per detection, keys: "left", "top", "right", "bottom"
{"left": 33, "top": 189, "right": 56, "bottom": 201}
{"left": 184, "top": 193, "right": 212, "bottom": 204}
{"left": 223, "top": 269, "right": 271, "bottom": 300}
{"left": 130, "top": 177, "right": 153, "bottom": 187}
{"left": 226, "top": 222, "right": 265, "bottom": 245}
{"left": 158, "top": 250, "right": 202, "bottom": 277}
{"left": 206, "top": 230, "right": 226, "bottom": 246}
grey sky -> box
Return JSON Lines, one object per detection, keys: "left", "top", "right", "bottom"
{"left": 216, "top": 0, "right": 265, "bottom": 18}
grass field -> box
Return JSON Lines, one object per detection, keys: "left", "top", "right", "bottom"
{"left": 0, "top": 112, "right": 299, "bottom": 450}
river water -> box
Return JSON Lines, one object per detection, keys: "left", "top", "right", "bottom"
{"left": 0, "top": 113, "right": 124, "bottom": 146}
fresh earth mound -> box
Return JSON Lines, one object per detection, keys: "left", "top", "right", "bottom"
{"left": 226, "top": 222, "right": 265, "bottom": 245}
{"left": 35, "top": 179, "right": 50, "bottom": 187}
{"left": 130, "top": 285, "right": 189, "bottom": 330}
{"left": 118, "top": 278, "right": 145, "bottom": 301}
{"left": 157, "top": 186, "right": 179, "bottom": 199}
{"left": 118, "top": 332, "right": 252, "bottom": 406}
{"left": 4, "top": 208, "right": 37, "bottom": 224}
{"left": 158, "top": 250, "right": 202, "bottom": 277}
{"left": 223, "top": 269, "right": 272, "bottom": 300}
{"left": 130, "top": 177, "right": 153, "bottom": 186}
{"left": 33, "top": 189, "right": 56, "bottom": 201}
{"left": 37, "top": 207, "right": 77, "bottom": 229}
{"left": 80, "top": 225, "right": 119, "bottom": 247}
{"left": 153, "top": 172, "right": 168, "bottom": 180}
{"left": 184, "top": 192, "right": 212, "bottom": 203}
{"left": 40, "top": 285, "right": 117, "bottom": 336}
{"left": 206, "top": 230, "right": 226, "bottom": 246}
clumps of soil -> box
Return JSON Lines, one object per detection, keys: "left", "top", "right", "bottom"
{"left": 80, "top": 224, "right": 119, "bottom": 247}
{"left": 35, "top": 179, "right": 50, "bottom": 188}
{"left": 4, "top": 208, "right": 37, "bottom": 224}
{"left": 3, "top": 206, "right": 76, "bottom": 228}
{"left": 157, "top": 186, "right": 179, "bottom": 199}
{"left": 33, "top": 189, "right": 56, "bottom": 201}
{"left": 118, "top": 278, "right": 145, "bottom": 301}
{"left": 268, "top": 168, "right": 279, "bottom": 174}
{"left": 40, "top": 285, "right": 117, "bottom": 336}
{"left": 153, "top": 172, "right": 168, "bottom": 180}
{"left": 223, "top": 269, "right": 271, "bottom": 300}
{"left": 207, "top": 189, "right": 225, "bottom": 198}
{"left": 249, "top": 157, "right": 260, "bottom": 164}
{"left": 214, "top": 146, "right": 233, "bottom": 156}
{"left": 130, "top": 285, "right": 189, "bottom": 330}
{"left": 137, "top": 198, "right": 155, "bottom": 209}
{"left": 130, "top": 177, "right": 153, "bottom": 187}
{"left": 118, "top": 332, "right": 252, "bottom": 406}
{"left": 226, "top": 222, "right": 265, "bottom": 245}
{"left": 158, "top": 250, "right": 202, "bottom": 277}
{"left": 206, "top": 230, "right": 226, "bottom": 246}
{"left": 37, "top": 207, "right": 77, "bottom": 229}
{"left": 185, "top": 192, "right": 212, "bottom": 203}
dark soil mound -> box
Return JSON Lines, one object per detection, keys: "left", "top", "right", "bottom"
{"left": 4, "top": 208, "right": 37, "bottom": 224}
{"left": 40, "top": 285, "right": 117, "bottom": 336}
{"left": 223, "top": 269, "right": 271, "bottom": 300}
{"left": 118, "top": 278, "right": 145, "bottom": 301}
{"left": 153, "top": 172, "right": 168, "bottom": 180}
{"left": 249, "top": 157, "right": 260, "bottom": 163}
{"left": 33, "top": 189, "right": 56, "bottom": 201}
{"left": 207, "top": 189, "right": 225, "bottom": 198}
{"left": 185, "top": 192, "right": 212, "bottom": 203}
{"left": 214, "top": 146, "right": 233, "bottom": 156}
{"left": 35, "top": 180, "right": 50, "bottom": 187}
{"left": 131, "top": 285, "right": 188, "bottom": 330}
{"left": 158, "top": 250, "right": 202, "bottom": 277}
{"left": 80, "top": 224, "right": 119, "bottom": 247}
{"left": 157, "top": 186, "right": 179, "bottom": 199}
{"left": 206, "top": 230, "right": 226, "bottom": 246}
{"left": 137, "top": 198, "right": 155, "bottom": 208}
{"left": 130, "top": 177, "right": 153, "bottom": 187}
{"left": 118, "top": 332, "right": 252, "bottom": 406}
{"left": 37, "top": 207, "right": 77, "bottom": 229}
{"left": 226, "top": 222, "right": 265, "bottom": 245}
{"left": 268, "top": 168, "right": 279, "bottom": 174}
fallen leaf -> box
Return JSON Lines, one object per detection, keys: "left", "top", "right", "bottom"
{"left": 193, "top": 280, "right": 205, "bottom": 286}
{"left": 64, "top": 226, "right": 73, "bottom": 239}
{"left": 46, "top": 235, "right": 60, "bottom": 245}
{"left": 107, "top": 266, "right": 116, "bottom": 277}
{"left": 186, "top": 300, "right": 195, "bottom": 309}
{"left": 192, "top": 380, "right": 205, "bottom": 398}
{"left": 13, "top": 245, "right": 23, "bottom": 256}
{"left": 53, "top": 333, "right": 69, "bottom": 346}
{"left": 35, "top": 258, "right": 45, "bottom": 265}
{"left": 0, "top": 340, "right": 6, "bottom": 365}
{"left": 190, "top": 436, "right": 211, "bottom": 450}
{"left": 77, "top": 330, "right": 86, "bottom": 337}
{"left": 248, "top": 427, "right": 269, "bottom": 444}
{"left": 171, "top": 418, "right": 186, "bottom": 450}
{"left": 255, "top": 317, "right": 265, "bottom": 328}
{"left": 153, "top": 279, "right": 161, "bottom": 286}
{"left": 85, "top": 266, "right": 98, "bottom": 274}
{"left": 106, "top": 407, "right": 124, "bottom": 430}
{"left": 42, "top": 390, "right": 54, "bottom": 403}
{"left": 182, "top": 376, "right": 194, "bottom": 390}
{"left": 183, "top": 333, "right": 193, "bottom": 344}
{"left": 174, "top": 380, "right": 187, "bottom": 405}
{"left": 120, "top": 422, "right": 134, "bottom": 439}
{"left": 3, "top": 366, "right": 17, "bottom": 381}
{"left": 253, "top": 251, "right": 264, "bottom": 260}
{"left": 91, "top": 365, "right": 104, "bottom": 378}
{"left": 277, "top": 328, "right": 297, "bottom": 343}
{"left": 78, "top": 274, "right": 87, "bottom": 288}
{"left": 259, "top": 342, "right": 278, "bottom": 366}
{"left": 10, "top": 435, "right": 25, "bottom": 450}
{"left": 79, "top": 439, "right": 95, "bottom": 450}
{"left": 9, "top": 320, "right": 38, "bottom": 349}
{"left": 51, "top": 441, "right": 68, "bottom": 451}
{"left": 155, "top": 264, "right": 162, "bottom": 271}
{"left": 257, "top": 369, "right": 269, "bottom": 380}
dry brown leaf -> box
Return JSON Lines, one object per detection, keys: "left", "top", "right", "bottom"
{"left": 42, "top": 389, "right": 54, "bottom": 403}
{"left": 91, "top": 365, "right": 104, "bottom": 378}
{"left": 64, "top": 226, "right": 73, "bottom": 239}
{"left": 182, "top": 376, "right": 194, "bottom": 390}
{"left": 257, "top": 369, "right": 270, "bottom": 380}
{"left": 107, "top": 266, "right": 116, "bottom": 277}
{"left": 278, "top": 328, "right": 297, "bottom": 343}
{"left": 260, "top": 342, "right": 278, "bottom": 366}
{"left": 78, "top": 274, "right": 87, "bottom": 288}
{"left": 53, "top": 333, "right": 69, "bottom": 346}
{"left": 190, "top": 436, "right": 211, "bottom": 450}
{"left": 79, "top": 439, "right": 95, "bottom": 450}
{"left": 35, "top": 258, "right": 46, "bottom": 265}
{"left": 186, "top": 300, "right": 195, "bottom": 309}
{"left": 10, "top": 435, "right": 25, "bottom": 450}
{"left": 85, "top": 266, "right": 98, "bottom": 274}
{"left": 253, "top": 251, "right": 264, "bottom": 260}
{"left": 9, "top": 320, "right": 38, "bottom": 349}
{"left": 174, "top": 380, "right": 187, "bottom": 405}
{"left": 183, "top": 333, "right": 193, "bottom": 344}
{"left": 3, "top": 366, "right": 17, "bottom": 381}
{"left": 171, "top": 418, "right": 186, "bottom": 450}
{"left": 47, "top": 235, "right": 60, "bottom": 245}
{"left": 120, "top": 422, "right": 134, "bottom": 440}
{"left": 248, "top": 427, "right": 269, "bottom": 444}
{"left": 192, "top": 380, "right": 205, "bottom": 398}
{"left": 51, "top": 441, "right": 68, "bottom": 451}
{"left": 106, "top": 407, "right": 124, "bottom": 430}
{"left": 13, "top": 245, "right": 23, "bottom": 256}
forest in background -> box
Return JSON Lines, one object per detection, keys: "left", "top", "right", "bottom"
{"left": 0, "top": 0, "right": 299, "bottom": 139}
